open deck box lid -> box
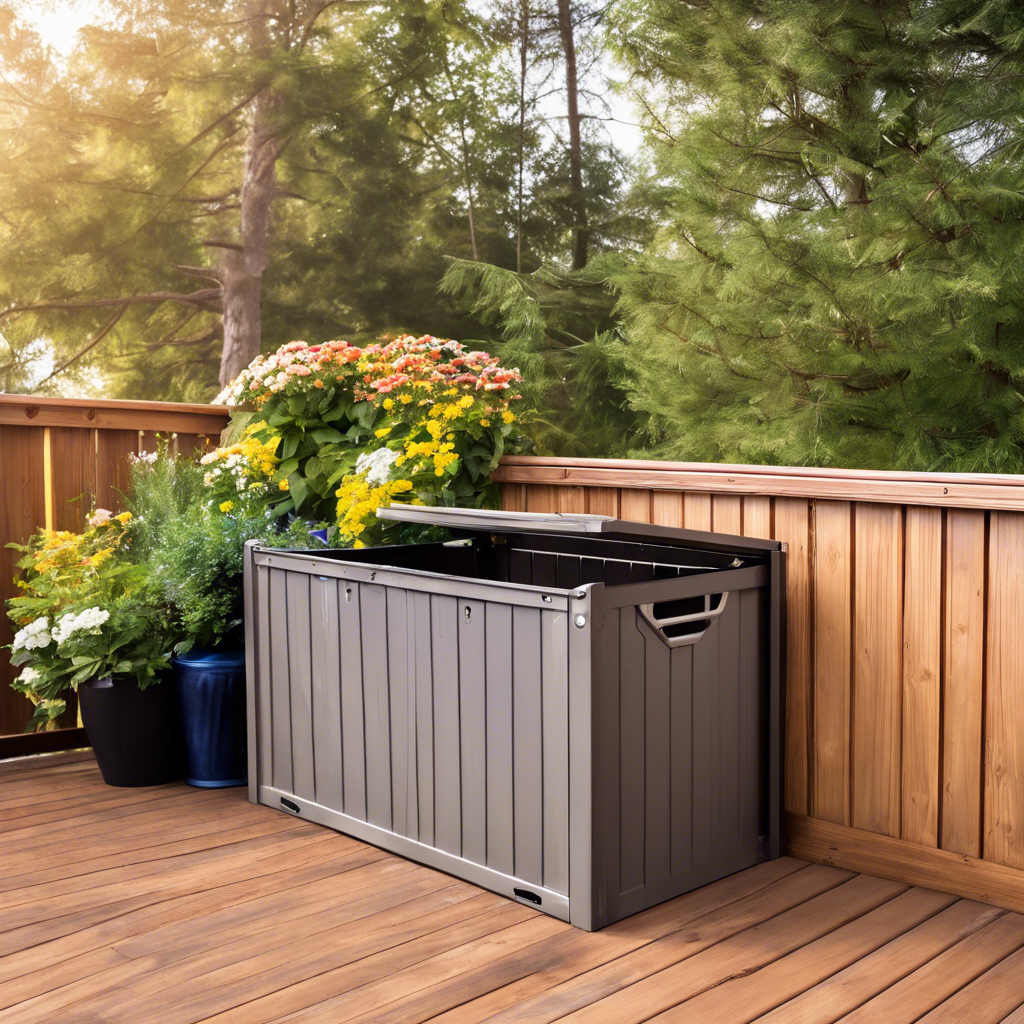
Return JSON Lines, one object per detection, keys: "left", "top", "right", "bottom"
{"left": 377, "top": 502, "right": 783, "bottom": 557}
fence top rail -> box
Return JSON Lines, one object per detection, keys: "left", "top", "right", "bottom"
{"left": 0, "top": 394, "right": 231, "bottom": 434}
{"left": 494, "top": 455, "right": 1024, "bottom": 512}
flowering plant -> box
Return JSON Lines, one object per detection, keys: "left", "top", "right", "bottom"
{"left": 224, "top": 334, "right": 527, "bottom": 539}
{"left": 6, "top": 517, "right": 172, "bottom": 730}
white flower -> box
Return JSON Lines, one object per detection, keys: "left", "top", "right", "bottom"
{"left": 13, "top": 617, "right": 51, "bottom": 651}
{"left": 52, "top": 607, "right": 110, "bottom": 645}
{"left": 16, "top": 666, "right": 40, "bottom": 686}
{"left": 87, "top": 508, "right": 112, "bottom": 527}
{"left": 356, "top": 447, "right": 400, "bottom": 486}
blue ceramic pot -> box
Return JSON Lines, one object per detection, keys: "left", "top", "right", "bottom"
{"left": 172, "top": 646, "right": 247, "bottom": 788}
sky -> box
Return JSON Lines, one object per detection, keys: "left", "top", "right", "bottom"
{"left": 24, "top": 0, "right": 98, "bottom": 56}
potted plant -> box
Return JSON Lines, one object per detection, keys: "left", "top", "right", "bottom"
{"left": 7, "top": 514, "right": 179, "bottom": 786}
{"left": 124, "top": 451, "right": 271, "bottom": 788}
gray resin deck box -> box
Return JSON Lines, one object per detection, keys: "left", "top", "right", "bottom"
{"left": 243, "top": 505, "right": 785, "bottom": 930}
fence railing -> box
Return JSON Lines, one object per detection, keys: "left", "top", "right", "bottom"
{"left": 0, "top": 395, "right": 229, "bottom": 750}
{"left": 495, "top": 455, "right": 1024, "bottom": 911}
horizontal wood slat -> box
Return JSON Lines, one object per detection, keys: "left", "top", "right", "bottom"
{"left": 494, "top": 457, "right": 1024, "bottom": 512}
{"left": 500, "top": 455, "right": 1024, "bottom": 897}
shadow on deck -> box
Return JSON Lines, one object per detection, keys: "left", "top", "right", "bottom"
{"left": 2, "top": 751, "right": 1023, "bottom": 1023}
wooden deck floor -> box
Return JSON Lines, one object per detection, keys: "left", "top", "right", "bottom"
{"left": 2, "top": 752, "right": 1024, "bottom": 1024}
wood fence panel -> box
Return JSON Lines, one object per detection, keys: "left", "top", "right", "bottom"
{"left": 742, "top": 496, "right": 771, "bottom": 540}
{"left": 0, "top": 426, "right": 48, "bottom": 737}
{"left": 812, "top": 500, "right": 852, "bottom": 826}
{"left": 50, "top": 427, "right": 97, "bottom": 532}
{"left": 684, "top": 493, "right": 712, "bottom": 531}
{"left": 851, "top": 503, "right": 903, "bottom": 838}
{"left": 619, "top": 489, "right": 651, "bottom": 523}
{"left": 941, "top": 510, "right": 985, "bottom": 858}
{"left": 774, "top": 498, "right": 813, "bottom": 817}
{"left": 712, "top": 494, "right": 742, "bottom": 536}
{"left": 651, "top": 491, "right": 683, "bottom": 529}
{"left": 585, "top": 487, "right": 619, "bottom": 517}
{"left": 901, "top": 507, "right": 943, "bottom": 848}
{"left": 984, "top": 512, "right": 1024, "bottom": 868}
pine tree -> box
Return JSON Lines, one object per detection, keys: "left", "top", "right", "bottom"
{"left": 609, "top": 0, "right": 1024, "bottom": 471}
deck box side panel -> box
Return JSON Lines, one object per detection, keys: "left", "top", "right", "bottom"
{"left": 592, "top": 576, "right": 770, "bottom": 926}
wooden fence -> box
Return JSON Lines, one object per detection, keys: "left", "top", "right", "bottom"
{"left": 496, "top": 455, "right": 1024, "bottom": 910}
{"left": 0, "top": 395, "right": 229, "bottom": 750}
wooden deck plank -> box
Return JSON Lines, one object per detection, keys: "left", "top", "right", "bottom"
{"left": 753, "top": 900, "right": 1005, "bottom": 1024}
{"left": 2, "top": 753, "right": 1024, "bottom": 1024}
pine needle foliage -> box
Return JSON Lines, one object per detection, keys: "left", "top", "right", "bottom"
{"left": 609, "top": 0, "right": 1024, "bottom": 471}
{"left": 441, "top": 256, "right": 646, "bottom": 456}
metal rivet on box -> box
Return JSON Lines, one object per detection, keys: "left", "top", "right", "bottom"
{"left": 542, "top": 595, "right": 553, "bottom": 603}
{"left": 574, "top": 614, "right": 586, "bottom": 628}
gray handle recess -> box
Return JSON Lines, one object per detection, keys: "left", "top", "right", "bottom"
{"left": 376, "top": 503, "right": 613, "bottom": 533}
{"left": 637, "top": 592, "right": 729, "bottom": 648}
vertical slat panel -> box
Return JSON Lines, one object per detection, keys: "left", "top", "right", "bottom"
{"left": 360, "top": 583, "right": 392, "bottom": 831}
{"left": 985, "top": 512, "right": 1024, "bottom": 868}
{"left": 256, "top": 564, "right": 273, "bottom": 788}
{"left": 619, "top": 610, "right": 646, "bottom": 894}
{"left": 501, "top": 482, "right": 527, "bottom": 512}
{"left": 813, "top": 500, "right": 852, "bottom": 825}
{"left": 459, "top": 597, "right": 488, "bottom": 866}
{"left": 432, "top": 594, "right": 462, "bottom": 856}
{"left": 49, "top": 427, "right": 96, "bottom": 530}
{"left": 485, "top": 603, "right": 514, "bottom": 876}
{"left": 942, "top": 509, "right": 985, "bottom": 857}
{"left": 310, "top": 576, "right": 343, "bottom": 811}
{"left": 411, "top": 591, "right": 434, "bottom": 845}
{"left": 684, "top": 493, "right": 712, "bottom": 531}
{"left": 387, "top": 588, "right": 412, "bottom": 838}
{"left": 852, "top": 502, "right": 904, "bottom": 836}
{"left": 774, "top": 497, "right": 813, "bottom": 816}
{"left": 338, "top": 581, "right": 366, "bottom": 821}
{"left": 525, "top": 484, "right": 559, "bottom": 513}
{"left": 651, "top": 491, "right": 684, "bottom": 529}
{"left": 691, "top": 603, "right": 719, "bottom": 873}
{"left": 512, "top": 605, "right": 543, "bottom": 884}
{"left": 742, "top": 496, "right": 771, "bottom": 539}
{"left": 586, "top": 487, "right": 620, "bottom": 517}
{"left": 738, "top": 588, "right": 764, "bottom": 846}
{"left": 669, "top": 645, "right": 694, "bottom": 876}
{"left": 620, "top": 489, "right": 651, "bottom": 523}
{"left": 712, "top": 494, "right": 742, "bottom": 535}
{"left": 286, "top": 573, "right": 315, "bottom": 803}
{"left": 644, "top": 617, "right": 671, "bottom": 885}
{"left": 556, "top": 486, "right": 587, "bottom": 513}
{"left": 268, "top": 569, "right": 293, "bottom": 795}
{"left": 902, "top": 506, "right": 943, "bottom": 847}
{"left": 542, "top": 609, "right": 569, "bottom": 895}
{"left": 94, "top": 428, "right": 139, "bottom": 509}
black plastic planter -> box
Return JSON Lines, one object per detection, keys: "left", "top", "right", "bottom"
{"left": 172, "top": 647, "right": 247, "bottom": 788}
{"left": 79, "top": 676, "right": 182, "bottom": 787}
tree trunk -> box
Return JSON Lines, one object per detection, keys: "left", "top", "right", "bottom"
{"left": 517, "top": 0, "right": 529, "bottom": 274}
{"left": 557, "top": 0, "right": 587, "bottom": 271}
{"left": 218, "top": 2, "right": 286, "bottom": 387}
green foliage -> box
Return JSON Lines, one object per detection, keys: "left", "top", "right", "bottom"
{"left": 440, "top": 257, "right": 646, "bottom": 456}
{"left": 7, "top": 518, "right": 172, "bottom": 729}
{"left": 221, "top": 335, "right": 528, "bottom": 535}
{"left": 123, "top": 450, "right": 271, "bottom": 651}
{"left": 606, "top": 0, "right": 1024, "bottom": 471}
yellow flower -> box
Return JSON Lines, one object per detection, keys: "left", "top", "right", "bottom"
{"left": 458, "top": 395, "right": 474, "bottom": 409}
{"left": 399, "top": 395, "right": 413, "bottom": 405}
{"left": 220, "top": 500, "right": 235, "bottom": 513}
{"left": 502, "top": 410, "right": 516, "bottom": 424}
{"left": 480, "top": 418, "right": 490, "bottom": 427}
{"left": 383, "top": 398, "right": 395, "bottom": 411}
{"left": 279, "top": 479, "right": 290, "bottom": 491}
{"left": 425, "top": 420, "right": 442, "bottom": 440}
{"left": 115, "top": 511, "right": 132, "bottom": 524}
{"left": 375, "top": 427, "right": 392, "bottom": 438}
{"left": 443, "top": 388, "right": 458, "bottom": 397}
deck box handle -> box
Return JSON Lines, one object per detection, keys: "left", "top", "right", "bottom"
{"left": 638, "top": 591, "right": 729, "bottom": 647}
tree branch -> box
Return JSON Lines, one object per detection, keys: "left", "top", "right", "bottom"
{"left": 2, "top": 289, "right": 223, "bottom": 318}
{"left": 35, "top": 304, "right": 129, "bottom": 386}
